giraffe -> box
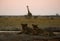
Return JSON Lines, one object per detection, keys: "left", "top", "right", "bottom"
{"left": 26, "top": 5, "right": 32, "bottom": 17}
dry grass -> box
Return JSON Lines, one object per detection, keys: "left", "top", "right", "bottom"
{"left": 0, "top": 16, "right": 60, "bottom": 30}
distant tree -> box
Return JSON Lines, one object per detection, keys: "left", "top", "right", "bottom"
{"left": 56, "top": 13, "right": 59, "bottom": 16}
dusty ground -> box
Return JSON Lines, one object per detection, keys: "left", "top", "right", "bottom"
{"left": 0, "top": 31, "right": 60, "bottom": 41}
{"left": 0, "top": 31, "right": 28, "bottom": 41}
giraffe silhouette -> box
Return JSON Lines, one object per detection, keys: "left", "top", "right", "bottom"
{"left": 26, "top": 5, "right": 32, "bottom": 17}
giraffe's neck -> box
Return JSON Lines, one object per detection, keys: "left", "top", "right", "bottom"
{"left": 27, "top": 6, "right": 32, "bottom": 17}
{"left": 27, "top": 6, "right": 30, "bottom": 13}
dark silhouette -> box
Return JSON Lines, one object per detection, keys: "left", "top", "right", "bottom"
{"left": 32, "top": 24, "right": 56, "bottom": 36}
{"left": 56, "top": 13, "right": 59, "bottom": 16}
{"left": 21, "top": 24, "right": 32, "bottom": 34}
{"left": 32, "top": 24, "right": 48, "bottom": 35}
{"left": 17, "top": 24, "right": 56, "bottom": 36}
{"left": 32, "top": 24, "right": 44, "bottom": 35}
{"left": 26, "top": 5, "right": 32, "bottom": 17}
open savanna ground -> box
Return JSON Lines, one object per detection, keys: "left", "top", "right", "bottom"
{"left": 0, "top": 31, "right": 60, "bottom": 41}
{"left": 0, "top": 16, "right": 60, "bottom": 30}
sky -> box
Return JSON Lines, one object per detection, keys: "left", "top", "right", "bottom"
{"left": 0, "top": 0, "right": 60, "bottom": 15}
